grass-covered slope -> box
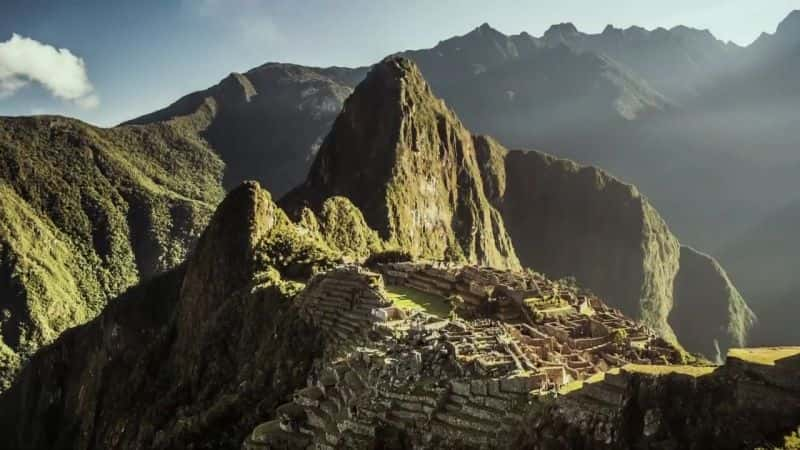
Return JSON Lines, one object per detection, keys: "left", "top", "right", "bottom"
{"left": 0, "top": 114, "right": 224, "bottom": 388}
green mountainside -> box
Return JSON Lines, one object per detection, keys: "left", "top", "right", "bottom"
{"left": 0, "top": 182, "right": 332, "bottom": 449}
{"left": 0, "top": 54, "right": 789, "bottom": 448}
{"left": 282, "top": 58, "right": 519, "bottom": 270}
{"left": 0, "top": 182, "right": 793, "bottom": 450}
{"left": 0, "top": 52, "right": 756, "bottom": 395}
{"left": 0, "top": 114, "right": 224, "bottom": 388}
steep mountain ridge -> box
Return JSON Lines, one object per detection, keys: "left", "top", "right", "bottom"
{"left": 127, "top": 63, "right": 368, "bottom": 197}
{"left": 540, "top": 21, "right": 739, "bottom": 101}
{"left": 473, "top": 137, "right": 753, "bottom": 355}
{"left": 718, "top": 198, "right": 800, "bottom": 345}
{"left": 473, "top": 137, "right": 680, "bottom": 343}
{"left": 673, "top": 246, "right": 756, "bottom": 359}
{"left": 0, "top": 181, "right": 331, "bottom": 449}
{"left": 282, "top": 58, "right": 519, "bottom": 270}
{"left": 400, "top": 23, "right": 670, "bottom": 141}
{"left": 0, "top": 114, "right": 224, "bottom": 388}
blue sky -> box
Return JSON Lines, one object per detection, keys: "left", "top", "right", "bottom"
{"left": 1, "top": 0, "right": 797, "bottom": 127}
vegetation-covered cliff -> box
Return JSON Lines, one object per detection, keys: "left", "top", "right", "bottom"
{"left": 282, "top": 58, "right": 519, "bottom": 270}
{"left": 474, "top": 137, "right": 755, "bottom": 354}
{"left": 0, "top": 114, "right": 223, "bottom": 388}
{"left": 0, "top": 182, "right": 331, "bottom": 449}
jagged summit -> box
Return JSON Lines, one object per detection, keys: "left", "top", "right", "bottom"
{"left": 776, "top": 10, "right": 800, "bottom": 37}
{"left": 471, "top": 22, "right": 499, "bottom": 35}
{"left": 125, "top": 63, "right": 367, "bottom": 197}
{"left": 282, "top": 57, "right": 519, "bottom": 269}
{"left": 544, "top": 22, "right": 579, "bottom": 37}
{"left": 602, "top": 24, "right": 621, "bottom": 35}
{"left": 177, "top": 181, "right": 273, "bottom": 348}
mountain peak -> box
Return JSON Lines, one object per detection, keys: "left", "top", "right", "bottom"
{"left": 376, "top": 56, "right": 424, "bottom": 81}
{"left": 177, "top": 181, "right": 279, "bottom": 347}
{"left": 361, "top": 57, "right": 435, "bottom": 110}
{"left": 776, "top": 10, "right": 800, "bottom": 38}
{"left": 602, "top": 24, "right": 622, "bottom": 35}
{"left": 544, "top": 22, "right": 580, "bottom": 38}
{"left": 464, "top": 22, "right": 504, "bottom": 37}
{"left": 283, "top": 58, "right": 519, "bottom": 269}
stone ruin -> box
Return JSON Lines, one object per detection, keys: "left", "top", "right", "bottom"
{"left": 243, "top": 262, "right": 682, "bottom": 449}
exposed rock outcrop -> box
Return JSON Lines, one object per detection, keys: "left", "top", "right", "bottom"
{"left": 473, "top": 136, "right": 753, "bottom": 355}
{"left": 282, "top": 58, "right": 519, "bottom": 270}
{"left": 513, "top": 349, "right": 800, "bottom": 449}
{"left": 473, "top": 136, "right": 681, "bottom": 344}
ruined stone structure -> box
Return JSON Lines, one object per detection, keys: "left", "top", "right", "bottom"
{"left": 244, "top": 263, "right": 681, "bottom": 449}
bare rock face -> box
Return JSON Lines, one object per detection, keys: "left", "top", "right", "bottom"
{"left": 283, "top": 58, "right": 519, "bottom": 270}
{"left": 474, "top": 135, "right": 682, "bottom": 345}
{"left": 512, "top": 351, "right": 800, "bottom": 449}
{"left": 474, "top": 136, "right": 753, "bottom": 355}
{"left": 672, "top": 246, "right": 756, "bottom": 359}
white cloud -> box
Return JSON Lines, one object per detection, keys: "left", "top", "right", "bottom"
{"left": 0, "top": 34, "right": 99, "bottom": 108}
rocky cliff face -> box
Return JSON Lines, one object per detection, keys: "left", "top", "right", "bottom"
{"left": 672, "top": 246, "right": 756, "bottom": 359}
{"left": 474, "top": 136, "right": 681, "bottom": 344}
{"left": 512, "top": 351, "right": 800, "bottom": 449}
{"left": 473, "top": 136, "right": 753, "bottom": 354}
{"left": 282, "top": 58, "right": 519, "bottom": 270}
{"left": 0, "top": 115, "right": 224, "bottom": 389}
{"left": 0, "top": 182, "right": 330, "bottom": 449}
